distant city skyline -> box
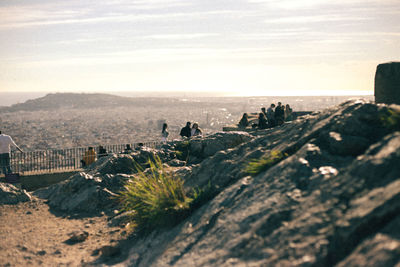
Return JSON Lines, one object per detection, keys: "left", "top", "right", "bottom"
{"left": 1, "top": 0, "right": 399, "bottom": 96}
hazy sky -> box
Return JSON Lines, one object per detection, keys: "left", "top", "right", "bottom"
{"left": 0, "top": 0, "right": 399, "bottom": 96}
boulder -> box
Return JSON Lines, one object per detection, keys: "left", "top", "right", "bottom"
{"left": 34, "top": 172, "right": 132, "bottom": 214}
{"left": 375, "top": 62, "right": 400, "bottom": 104}
{"left": 0, "top": 182, "right": 31, "bottom": 204}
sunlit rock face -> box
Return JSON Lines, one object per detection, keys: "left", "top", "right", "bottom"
{"left": 375, "top": 62, "right": 400, "bottom": 104}
{"left": 31, "top": 100, "right": 400, "bottom": 266}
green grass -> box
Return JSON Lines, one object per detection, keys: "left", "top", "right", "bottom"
{"left": 380, "top": 107, "right": 400, "bottom": 130}
{"left": 175, "top": 141, "right": 190, "bottom": 161}
{"left": 245, "top": 150, "right": 287, "bottom": 176}
{"left": 118, "top": 156, "right": 192, "bottom": 231}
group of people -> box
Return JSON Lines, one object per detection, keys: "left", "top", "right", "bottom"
{"left": 160, "top": 121, "right": 203, "bottom": 143}
{"left": 1, "top": 120, "right": 204, "bottom": 173}
{"left": 239, "top": 102, "right": 293, "bottom": 129}
{"left": 81, "top": 143, "right": 137, "bottom": 167}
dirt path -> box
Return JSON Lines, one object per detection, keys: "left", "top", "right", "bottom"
{"left": 0, "top": 199, "right": 127, "bottom": 266}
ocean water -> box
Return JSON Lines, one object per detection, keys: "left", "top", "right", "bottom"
{"left": 0, "top": 92, "right": 48, "bottom": 107}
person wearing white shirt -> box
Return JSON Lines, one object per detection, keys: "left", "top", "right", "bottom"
{"left": 0, "top": 131, "right": 23, "bottom": 174}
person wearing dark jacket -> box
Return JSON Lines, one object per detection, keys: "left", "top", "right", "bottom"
{"left": 180, "top": 122, "right": 191, "bottom": 138}
{"left": 274, "top": 102, "right": 285, "bottom": 126}
{"left": 258, "top": 113, "right": 268, "bottom": 129}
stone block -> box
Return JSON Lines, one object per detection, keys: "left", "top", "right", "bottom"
{"left": 375, "top": 62, "right": 400, "bottom": 104}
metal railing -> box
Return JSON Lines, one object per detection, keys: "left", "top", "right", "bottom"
{"left": 0, "top": 141, "right": 161, "bottom": 175}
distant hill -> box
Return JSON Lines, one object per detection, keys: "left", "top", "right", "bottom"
{"left": 0, "top": 93, "right": 182, "bottom": 112}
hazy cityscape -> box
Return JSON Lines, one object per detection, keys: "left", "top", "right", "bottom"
{"left": 0, "top": 92, "right": 373, "bottom": 151}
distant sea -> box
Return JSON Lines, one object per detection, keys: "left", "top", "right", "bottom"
{"left": 0, "top": 91, "right": 233, "bottom": 107}
{"left": 0, "top": 91, "right": 374, "bottom": 107}
{"left": 0, "top": 92, "right": 48, "bottom": 107}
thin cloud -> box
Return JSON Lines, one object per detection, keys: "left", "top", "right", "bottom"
{"left": 0, "top": 8, "right": 238, "bottom": 30}
{"left": 142, "top": 33, "right": 220, "bottom": 40}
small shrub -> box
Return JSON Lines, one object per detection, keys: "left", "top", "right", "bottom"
{"left": 175, "top": 141, "right": 190, "bottom": 161}
{"left": 245, "top": 150, "right": 287, "bottom": 176}
{"left": 380, "top": 108, "right": 400, "bottom": 130}
{"left": 118, "top": 156, "right": 192, "bottom": 231}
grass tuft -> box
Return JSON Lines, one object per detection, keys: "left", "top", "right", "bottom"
{"left": 245, "top": 150, "right": 287, "bottom": 176}
{"left": 380, "top": 107, "right": 400, "bottom": 130}
{"left": 118, "top": 155, "right": 192, "bottom": 231}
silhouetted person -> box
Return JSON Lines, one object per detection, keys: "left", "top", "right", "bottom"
{"left": 285, "top": 104, "right": 293, "bottom": 121}
{"left": 238, "top": 113, "right": 249, "bottom": 128}
{"left": 180, "top": 122, "right": 191, "bottom": 138}
{"left": 98, "top": 145, "right": 107, "bottom": 157}
{"left": 123, "top": 144, "right": 133, "bottom": 154}
{"left": 81, "top": 146, "right": 96, "bottom": 167}
{"left": 275, "top": 102, "right": 285, "bottom": 126}
{"left": 266, "top": 104, "right": 276, "bottom": 127}
{"left": 261, "top": 107, "right": 267, "bottom": 117}
{"left": 161, "top": 123, "right": 169, "bottom": 143}
{"left": 258, "top": 113, "right": 268, "bottom": 129}
{"left": 0, "top": 130, "right": 23, "bottom": 174}
{"left": 191, "top": 122, "right": 203, "bottom": 137}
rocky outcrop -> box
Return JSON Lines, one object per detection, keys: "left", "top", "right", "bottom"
{"left": 33, "top": 132, "right": 251, "bottom": 214}
{"left": 115, "top": 100, "right": 400, "bottom": 267}
{"left": 375, "top": 62, "right": 400, "bottom": 104}
{"left": 32, "top": 100, "right": 400, "bottom": 266}
{"left": 0, "top": 183, "right": 32, "bottom": 204}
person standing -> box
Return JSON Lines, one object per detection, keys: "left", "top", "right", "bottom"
{"left": 266, "top": 104, "right": 276, "bottom": 127}
{"left": 0, "top": 130, "right": 23, "bottom": 174}
{"left": 274, "top": 102, "right": 285, "bottom": 126}
{"left": 161, "top": 123, "right": 169, "bottom": 142}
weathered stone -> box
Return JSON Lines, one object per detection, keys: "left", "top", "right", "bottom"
{"left": 108, "top": 100, "right": 400, "bottom": 267}
{"left": 375, "top": 62, "right": 400, "bottom": 104}
{"left": 29, "top": 100, "right": 400, "bottom": 267}
{"left": 65, "top": 231, "right": 89, "bottom": 244}
{"left": 108, "top": 210, "right": 135, "bottom": 227}
{"left": 0, "top": 183, "right": 32, "bottom": 204}
{"left": 99, "top": 245, "right": 121, "bottom": 257}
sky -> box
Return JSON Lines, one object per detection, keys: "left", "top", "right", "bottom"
{"left": 0, "top": 0, "right": 399, "bottom": 96}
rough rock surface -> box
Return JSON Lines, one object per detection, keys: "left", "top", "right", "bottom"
{"left": 33, "top": 132, "right": 250, "bottom": 215}
{"left": 31, "top": 100, "right": 400, "bottom": 266}
{"left": 115, "top": 100, "right": 400, "bottom": 267}
{"left": 0, "top": 182, "right": 32, "bottom": 204}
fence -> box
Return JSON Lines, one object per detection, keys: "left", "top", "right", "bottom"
{"left": 0, "top": 141, "right": 161, "bottom": 175}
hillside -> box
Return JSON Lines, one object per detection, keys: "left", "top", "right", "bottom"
{"left": 1, "top": 99, "right": 399, "bottom": 266}
{"left": 0, "top": 93, "right": 184, "bottom": 112}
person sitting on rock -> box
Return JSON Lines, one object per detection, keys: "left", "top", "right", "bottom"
{"left": 285, "top": 104, "right": 293, "bottom": 121}
{"left": 261, "top": 107, "right": 267, "bottom": 118}
{"left": 180, "top": 122, "right": 191, "bottom": 138}
{"left": 81, "top": 146, "right": 96, "bottom": 167}
{"left": 238, "top": 113, "right": 249, "bottom": 128}
{"left": 258, "top": 113, "right": 268, "bottom": 129}
{"left": 191, "top": 123, "right": 203, "bottom": 137}
{"left": 123, "top": 144, "right": 132, "bottom": 154}
{"left": 98, "top": 145, "right": 107, "bottom": 158}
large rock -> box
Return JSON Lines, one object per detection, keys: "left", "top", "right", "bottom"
{"left": 0, "top": 182, "right": 31, "bottom": 204}
{"left": 375, "top": 62, "right": 400, "bottom": 104}
{"left": 112, "top": 100, "right": 400, "bottom": 267}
